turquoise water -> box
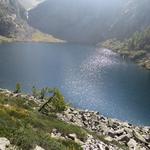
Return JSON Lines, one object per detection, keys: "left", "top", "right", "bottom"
{"left": 0, "top": 43, "right": 150, "bottom": 125}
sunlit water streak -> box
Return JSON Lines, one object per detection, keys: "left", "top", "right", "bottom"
{"left": 62, "top": 48, "right": 148, "bottom": 125}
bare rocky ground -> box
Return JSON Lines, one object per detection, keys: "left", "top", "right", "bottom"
{"left": 57, "top": 108, "right": 150, "bottom": 150}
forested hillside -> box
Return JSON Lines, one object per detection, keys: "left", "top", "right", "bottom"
{"left": 102, "top": 27, "right": 150, "bottom": 69}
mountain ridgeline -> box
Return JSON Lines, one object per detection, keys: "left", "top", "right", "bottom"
{"left": 1, "top": 0, "right": 150, "bottom": 44}
{"left": 28, "top": 0, "right": 150, "bottom": 44}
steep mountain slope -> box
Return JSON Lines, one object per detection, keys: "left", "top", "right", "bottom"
{"left": 110, "top": 0, "right": 150, "bottom": 39}
{"left": 0, "top": 0, "right": 29, "bottom": 39}
{"left": 0, "top": 0, "right": 63, "bottom": 42}
{"left": 101, "top": 0, "right": 150, "bottom": 70}
{"left": 28, "top": 0, "right": 150, "bottom": 44}
{"left": 28, "top": 0, "right": 124, "bottom": 44}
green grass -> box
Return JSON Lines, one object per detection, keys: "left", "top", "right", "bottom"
{"left": 0, "top": 92, "right": 128, "bottom": 150}
{"left": 0, "top": 93, "right": 86, "bottom": 150}
{"left": 0, "top": 35, "right": 13, "bottom": 43}
{"left": 31, "top": 31, "right": 64, "bottom": 43}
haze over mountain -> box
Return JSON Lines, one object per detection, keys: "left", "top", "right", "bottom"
{"left": 28, "top": 0, "right": 150, "bottom": 44}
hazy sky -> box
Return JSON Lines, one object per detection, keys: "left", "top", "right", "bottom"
{"left": 18, "top": 0, "right": 45, "bottom": 10}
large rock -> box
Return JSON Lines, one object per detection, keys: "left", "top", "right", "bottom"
{"left": 133, "top": 130, "right": 148, "bottom": 144}
{"left": 127, "top": 139, "right": 137, "bottom": 149}
{"left": 0, "top": 137, "right": 10, "bottom": 150}
{"left": 116, "top": 134, "right": 130, "bottom": 143}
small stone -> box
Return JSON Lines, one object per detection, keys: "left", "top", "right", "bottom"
{"left": 105, "top": 146, "right": 109, "bottom": 150}
{"left": 104, "top": 136, "right": 113, "bottom": 142}
{"left": 116, "top": 134, "right": 130, "bottom": 143}
{"left": 68, "top": 133, "right": 77, "bottom": 140}
{"left": 108, "top": 131, "right": 115, "bottom": 138}
{"left": 52, "top": 128, "right": 57, "bottom": 133}
{"left": 34, "top": 145, "right": 45, "bottom": 150}
{"left": 140, "top": 147, "right": 146, "bottom": 150}
{"left": 114, "top": 128, "right": 124, "bottom": 136}
{"left": 142, "top": 134, "right": 150, "bottom": 142}
{"left": 127, "top": 139, "right": 137, "bottom": 149}
{"left": 121, "top": 122, "right": 130, "bottom": 127}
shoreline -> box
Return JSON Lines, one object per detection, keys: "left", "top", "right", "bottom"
{"left": 0, "top": 38, "right": 66, "bottom": 44}
{"left": 0, "top": 88, "right": 149, "bottom": 128}
{"left": 0, "top": 88, "right": 150, "bottom": 149}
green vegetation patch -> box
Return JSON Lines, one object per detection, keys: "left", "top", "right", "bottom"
{"left": 0, "top": 93, "right": 86, "bottom": 150}
{"left": 0, "top": 35, "right": 14, "bottom": 43}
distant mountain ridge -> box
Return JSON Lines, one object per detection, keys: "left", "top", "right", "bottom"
{"left": 109, "top": 0, "right": 150, "bottom": 40}
{"left": 28, "top": 0, "right": 150, "bottom": 44}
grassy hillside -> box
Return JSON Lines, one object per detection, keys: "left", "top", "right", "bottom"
{"left": 0, "top": 86, "right": 149, "bottom": 150}
{"left": 0, "top": 90, "right": 86, "bottom": 150}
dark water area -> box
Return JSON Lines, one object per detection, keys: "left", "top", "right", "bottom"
{"left": 0, "top": 42, "right": 150, "bottom": 126}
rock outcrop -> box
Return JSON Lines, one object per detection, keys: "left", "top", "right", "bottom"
{"left": 0, "top": 0, "right": 31, "bottom": 39}
{"left": 57, "top": 107, "right": 150, "bottom": 150}
{"left": 0, "top": 0, "right": 63, "bottom": 43}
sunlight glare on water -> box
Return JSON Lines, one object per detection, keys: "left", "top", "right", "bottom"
{"left": 63, "top": 48, "right": 120, "bottom": 112}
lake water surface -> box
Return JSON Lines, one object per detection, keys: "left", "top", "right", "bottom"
{"left": 0, "top": 43, "right": 150, "bottom": 125}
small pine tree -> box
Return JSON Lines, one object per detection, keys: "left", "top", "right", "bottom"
{"left": 14, "top": 83, "right": 21, "bottom": 93}
{"left": 39, "top": 88, "right": 66, "bottom": 113}
{"left": 51, "top": 88, "right": 66, "bottom": 112}
{"left": 39, "top": 87, "right": 49, "bottom": 99}
{"left": 32, "top": 86, "right": 38, "bottom": 98}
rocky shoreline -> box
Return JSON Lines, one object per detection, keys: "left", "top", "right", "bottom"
{"left": 0, "top": 88, "right": 150, "bottom": 150}
{"left": 57, "top": 107, "right": 150, "bottom": 150}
